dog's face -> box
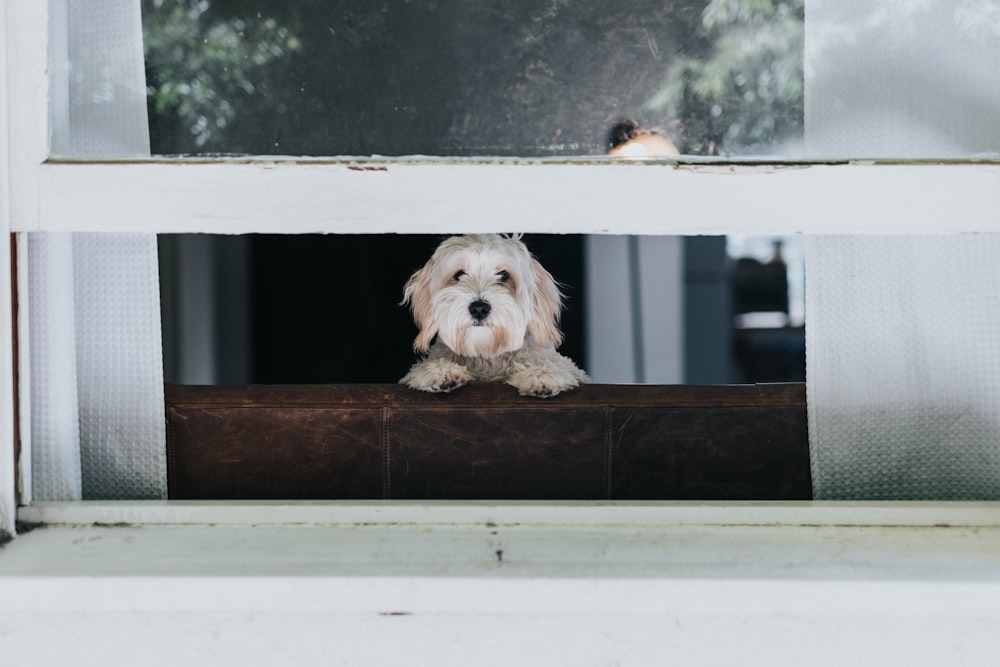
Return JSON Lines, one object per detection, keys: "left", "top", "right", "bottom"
{"left": 402, "top": 234, "right": 564, "bottom": 357}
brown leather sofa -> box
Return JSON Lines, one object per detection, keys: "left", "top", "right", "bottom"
{"left": 166, "top": 383, "right": 810, "bottom": 501}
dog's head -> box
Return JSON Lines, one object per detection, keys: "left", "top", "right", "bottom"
{"left": 401, "top": 234, "right": 564, "bottom": 357}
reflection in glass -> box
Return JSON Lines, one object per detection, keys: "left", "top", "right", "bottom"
{"left": 726, "top": 236, "right": 805, "bottom": 383}
{"left": 142, "top": 0, "right": 804, "bottom": 157}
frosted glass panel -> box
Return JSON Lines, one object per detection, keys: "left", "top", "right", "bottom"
{"left": 805, "top": 0, "right": 1000, "bottom": 158}
{"left": 33, "top": 0, "right": 166, "bottom": 501}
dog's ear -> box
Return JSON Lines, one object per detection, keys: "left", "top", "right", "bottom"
{"left": 526, "top": 257, "right": 565, "bottom": 349}
{"left": 401, "top": 264, "right": 437, "bottom": 353}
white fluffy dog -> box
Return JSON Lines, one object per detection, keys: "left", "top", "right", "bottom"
{"left": 400, "top": 234, "right": 589, "bottom": 397}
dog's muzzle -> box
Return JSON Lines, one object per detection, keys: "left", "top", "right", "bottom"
{"left": 468, "top": 299, "right": 491, "bottom": 322}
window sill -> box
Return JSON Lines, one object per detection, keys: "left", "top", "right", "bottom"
{"left": 15, "top": 498, "right": 1000, "bottom": 528}
{"left": 5, "top": 500, "right": 1000, "bottom": 664}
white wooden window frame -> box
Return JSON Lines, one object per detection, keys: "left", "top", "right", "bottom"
{"left": 4, "top": 0, "right": 1000, "bottom": 522}
{"left": 4, "top": 1, "right": 1000, "bottom": 497}
{"left": 4, "top": 3, "right": 1000, "bottom": 661}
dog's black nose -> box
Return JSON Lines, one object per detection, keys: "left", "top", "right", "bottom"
{"left": 469, "top": 299, "right": 491, "bottom": 321}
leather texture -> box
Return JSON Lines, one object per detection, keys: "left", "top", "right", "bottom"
{"left": 166, "top": 383, "right": 811, "bottom": 500}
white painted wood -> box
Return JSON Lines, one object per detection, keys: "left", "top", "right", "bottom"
{"left": 17, "top": 499, "right": 1000, "bottom": 528}
{"left": 0, "top": 0, "right": 48, "bottom": 535}
{"left": 3, "top": 521, "right": 1000, "bottom": 665}
{"left": 0, "top": 169, "right": 12, "bottom": 536}
{"left": 0, "top": 2, "right": 11, "bottom": 535}
{"left": 2, "top": 0, "right": 50, "bottom": 522}
{"left": 23, "top": 159, "right": 1000, "bottom": 235}
{"left": 4, "top": 520, "right": 1000, "bottom": 580}
{"left": 4, "top": 1, "right": 48, "bottom": 233}
{"left": 2, "top": 598, "right": 997, "bottom": 667}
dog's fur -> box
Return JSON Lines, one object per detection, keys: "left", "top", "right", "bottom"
{"left": 400, "top": 234, "right": 589, "bottom": 397}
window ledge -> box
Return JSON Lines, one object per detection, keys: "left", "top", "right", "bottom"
{"left": 15, "top": 499, "right": 1000, "bottom": 528}
{"left": 5, "top": 504, "right": 1000, "bottom": 664}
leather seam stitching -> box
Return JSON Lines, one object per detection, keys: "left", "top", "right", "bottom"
{"left": 604, "top": 405, "right": 613, "bottom": 500}
{"left": 382, "top": 406, "right": 391, "bottom": 499}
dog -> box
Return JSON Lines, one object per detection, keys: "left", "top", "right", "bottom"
{"left": 400, "top": 234, "right": 589, "bottom": 397}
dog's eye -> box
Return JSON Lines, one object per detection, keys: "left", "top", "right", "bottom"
{"left": 452, "top": 270, "right": 466, "bottom": 281}
{"left": 497, "top": 270, "right": 510, "bottom": 283}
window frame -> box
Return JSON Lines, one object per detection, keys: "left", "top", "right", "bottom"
{"left": 4, "top": 1, "right": 1000, "bottom": 535}
{"left": 24, "top": 156, "right": 1000, "bottom": 236}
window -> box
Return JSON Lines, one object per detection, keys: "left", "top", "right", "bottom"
{"left": 4, "top": 1, "right": 1000, "bottom": 532}
{"left": 6, "top": 6, "right": 1000, "bottom": 662}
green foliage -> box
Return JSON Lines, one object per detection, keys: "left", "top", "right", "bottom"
{"left": 143, "top": 0, "right": 301, "bottom": 152}
{"left": 647, "top": 0, "right": 804, "bottom": 155}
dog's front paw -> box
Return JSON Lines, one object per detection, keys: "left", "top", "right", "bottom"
{"left": 401, "top": 359, "right": 474, "bottom": 393}
{"left": 507, "top": 370, "right": 580, "bottom": 398}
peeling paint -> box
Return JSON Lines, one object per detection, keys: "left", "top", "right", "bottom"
{"left": 46, "top": 156, "right": 1000, "bottom": 168}
{"left": 673, "top": 163, "right": 812, "bottom": 175}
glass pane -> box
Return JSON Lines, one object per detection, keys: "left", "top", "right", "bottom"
{"left": 137, "top": 1, "right": 1000, "bottom": 159}
{"left": 141, "top": 0, "right": 805, "bottom": 157}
